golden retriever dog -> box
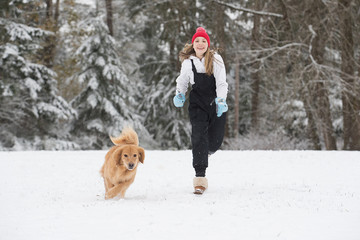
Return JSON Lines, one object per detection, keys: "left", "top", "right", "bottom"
{"left": 100, "top": 127, "right": 145, "bottom": 199}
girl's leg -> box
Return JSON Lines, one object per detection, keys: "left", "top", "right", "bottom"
{"left": 191, "top": 121, "right": 208, "bottom": 177}
{"left": 189, "top": 107, "right": 209, "bottom": 177}
{"left": 208, "top": 112, "right": 226, "bottom": 154}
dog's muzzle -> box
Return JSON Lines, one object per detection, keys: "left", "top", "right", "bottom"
{"left": 128, "top": 163, "right": 135, "bottom": 170}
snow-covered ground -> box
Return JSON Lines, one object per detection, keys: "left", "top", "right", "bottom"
{"left": 1, "top": 150, "right": 360, "bottom": 240}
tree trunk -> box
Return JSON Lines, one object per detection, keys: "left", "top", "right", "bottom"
{"left": 302, "top": 80, "right": 322, "bottom": 150}
{"left": 212, "top": 1, "right": 230, "bottom": 138}
{"left": 169, "top": 38, "right": 176, "bottom": 68}
{"left": 314, "top": 81, "right": 337, "bottom": 150}
{"left": 214, "top": 2, "right": 226, "bottom": 61}
{"left": 0, "top": 0, "right": 11, "bottom": 17}
{"left": 278, "top": 0, "right": 322, "bottom": 149}
{"left": 105, "top": 0, "right": 113, "bottom": 36}
{"left": 96, "top": 0, "right": 99, "bottom": 16}
{"left": 307, "top": 0, "right": 337, "bottom": 150}
{"left": 234, "top": 56, "right": 240, "bottom": 138}
{"left": 42, "top": 0, "right": 56, "bottom": 68}
{"left": 45, "top": 0, "right": 52, "bottom": 18}
{"left": 338, "top": 0, "right": 360, "bottom": 150}
{"left": 250, "top": 0, "right": 261, "bottom": 131}
{"left": 54, "top": 0, "right": 60, "bottom": 26}
{"left": 356, "top": 55, "right": 360, "bottom": 149}
{"left": 305, "top": 101, "right": 322, "bottom": 150}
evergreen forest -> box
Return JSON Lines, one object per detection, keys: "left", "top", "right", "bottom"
{"left": 1, "top": 0, "right": 359, "bottom": 150}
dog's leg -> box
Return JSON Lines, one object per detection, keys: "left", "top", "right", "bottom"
{"left": 105, "top": 180, "right": 134, "bottom": 199}
{"left": 104, "top": 178, "right": 114, "bottom": 193}
{"left": 105, "top": 182, "right": 128, "bottom": 199}
{"left": 119, "top": 180, "right": 133, "bottom": 198}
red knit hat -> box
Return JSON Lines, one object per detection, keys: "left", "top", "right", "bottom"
{"left": 191, "top": 27, "right": 210, "bottom": 47}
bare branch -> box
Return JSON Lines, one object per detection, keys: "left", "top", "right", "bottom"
{"left": 235, "top": 42, "right": 306, "bottom": 65}
{"left": 212, "top": 0, "right": 283, "bottom": 18}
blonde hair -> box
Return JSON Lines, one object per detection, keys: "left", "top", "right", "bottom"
{"left": 179, "top": 43, "right": 218, "bottom": 76}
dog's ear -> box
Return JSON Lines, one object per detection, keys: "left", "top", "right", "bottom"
{"left": 137, "top": 147, "right": 145, "bottom": 164}
{"left": 114, "top": 147, "right": 124, "bottom": 166}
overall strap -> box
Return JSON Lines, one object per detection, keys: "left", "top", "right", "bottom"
{"left": 190, "top": 59, "right": 197, "bottom": 73}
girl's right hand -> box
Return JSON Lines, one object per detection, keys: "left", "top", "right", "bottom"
{"left": 173, "top": 93, "right": 185, "bottom": 108}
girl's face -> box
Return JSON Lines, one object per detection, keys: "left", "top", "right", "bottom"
{"left": 193, "top": 37, "right": 208, "bottom": 59}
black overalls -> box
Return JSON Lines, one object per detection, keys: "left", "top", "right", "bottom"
{"left": 189, "top": 59, "right": 226, "bottom": 177}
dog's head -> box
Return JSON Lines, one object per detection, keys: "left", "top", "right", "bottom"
{"left": 115, "top": 145, "right": 145, "bottom": 170}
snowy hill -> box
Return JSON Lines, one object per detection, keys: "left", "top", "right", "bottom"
{"left": 1, "top": 150, "right": 360, "bottom": 240}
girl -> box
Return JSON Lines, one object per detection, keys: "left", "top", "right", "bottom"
{"left": 173, "top": 27, "right": 228, "bottom": 195}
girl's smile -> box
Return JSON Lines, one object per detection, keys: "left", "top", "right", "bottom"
{"left": 193, "top": 37, "right": 208, "bottom": 59}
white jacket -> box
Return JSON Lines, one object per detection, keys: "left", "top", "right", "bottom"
{"left": 175, "top": 53, "right": 228, "bottom": 99}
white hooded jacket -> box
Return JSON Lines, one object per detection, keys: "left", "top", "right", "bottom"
{"left": 175, "top": 53, "right": 228, "bottom": 100}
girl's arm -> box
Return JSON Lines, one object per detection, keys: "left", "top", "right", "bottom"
{"left": 213, "top": 54, "right": 228, "bottom": 100}
{"left": 175, "top": 59, "right": 192, "bottom": 95}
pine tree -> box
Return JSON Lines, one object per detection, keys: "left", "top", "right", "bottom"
{"left": 125, "top": 0, "right": 198, "bottom": 149}
{"left": 70, "top": 16, "right": 150, "bottom": 149}
{"left": 0, "top": 2, "right": 76, "bottom": 150}
{"left": 137, "top": 40, "right": 191, "bottom": 149}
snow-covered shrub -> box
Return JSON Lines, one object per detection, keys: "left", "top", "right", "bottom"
{"left": 279, "top": 100, "right": 308, "bottom": 138}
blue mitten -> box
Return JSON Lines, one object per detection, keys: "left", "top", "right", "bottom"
{"left": 173, "top": 93, "right": 185, "bottom": 107}
{"left": 215, "top": 97, "right": 228, "bottom": 117}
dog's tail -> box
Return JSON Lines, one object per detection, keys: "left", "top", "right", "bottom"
{"left": 110, "top": 127, "right": 139, "bottom": 146}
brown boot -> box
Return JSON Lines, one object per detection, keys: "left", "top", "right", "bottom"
{"left": 193, "top": 177, "right": 208, "bottom": 195}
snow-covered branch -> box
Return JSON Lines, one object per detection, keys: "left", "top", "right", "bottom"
{"left": 212, "top": 0, "right": 283, "bottom": 18}
{"left": 308, "top": 25, "right": 317, "bottom": 65}
{"left": 0, "top": 18, "right": 54, "bottom": 42}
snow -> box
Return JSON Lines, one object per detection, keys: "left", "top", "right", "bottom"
{"left": 24, "top": 78, "right": 41, "bottom": 99}
{"left": 87, "top": 77, "right": 99, "bottom": 90}
{"left": 104, "top": 99, "right": 119, "bottom": 117}
{"left": 2, "top": 44, "right": 19, "bottom": 59}
{"left": 5, "top": 21, "right": 53, "bottom": 41}
{"left": 37, "top": 102, "right": 66, "bottom": 118}
{"left": 76, "top": 0, "right": 96, "bottom": 8}
{"left": 0, "top": 150, "right": 360, "bottom": 240}
{"left": 87, "top": 93, "right": 98, "bottom": 108}
{"left": 95, "top": 56, "right": 105, "bottom": 67}
{"left": 86, "top": 119, "right": 103, "bottom": 132}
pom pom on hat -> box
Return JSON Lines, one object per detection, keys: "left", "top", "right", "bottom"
{"left": 192, "top": 27, "right": 210, "bottom": 47}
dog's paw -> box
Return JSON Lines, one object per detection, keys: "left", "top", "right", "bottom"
{"left": 105, "top": 192, "right": 124, "bottom": 200}
{"left": 113, "top": 195, "right": 125, "bottom": 201}
{"left": 105, "top": 192, "right": 113, "bottom": 200}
